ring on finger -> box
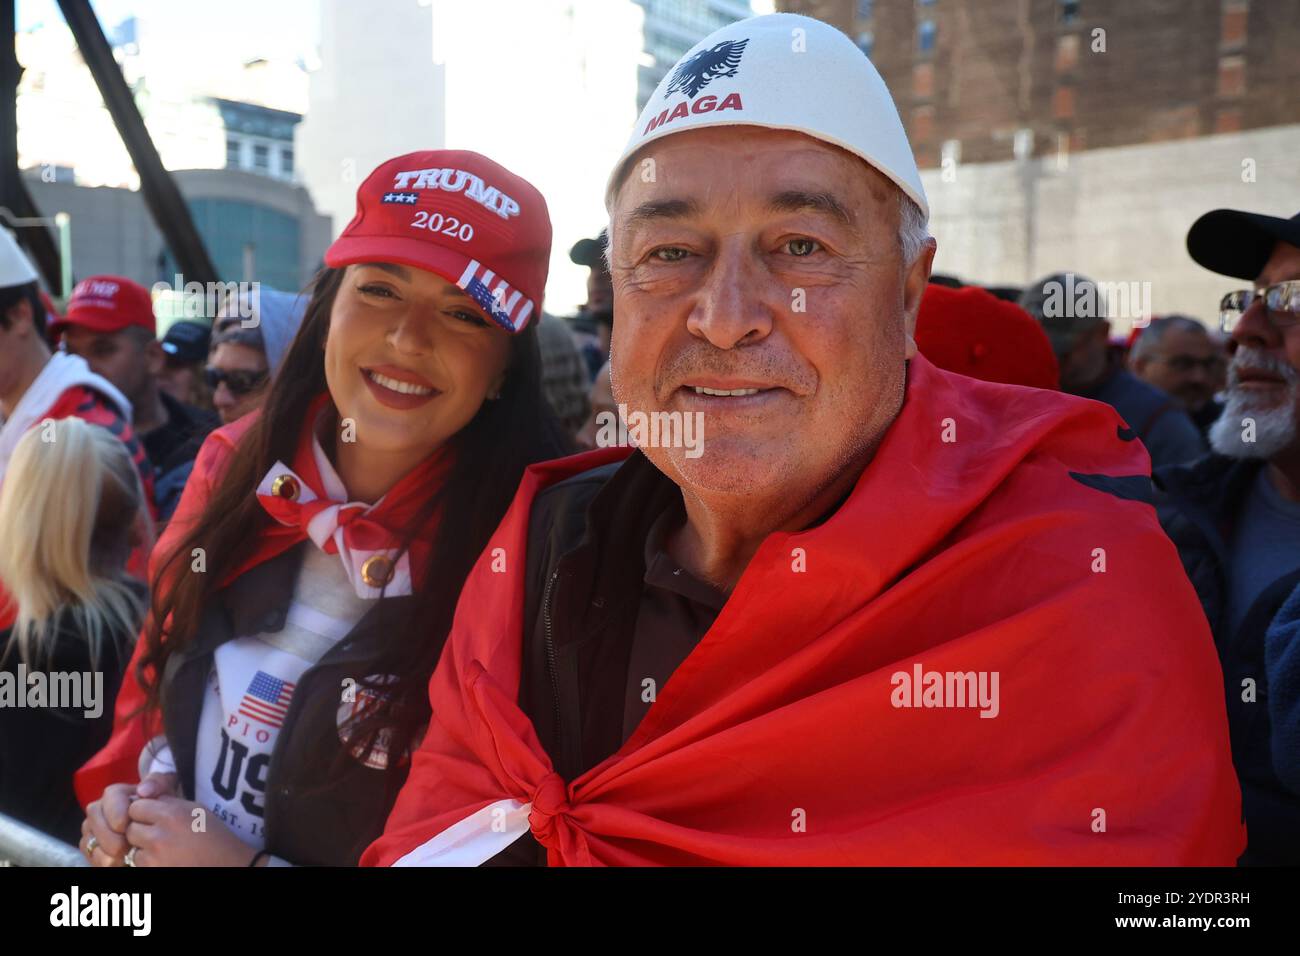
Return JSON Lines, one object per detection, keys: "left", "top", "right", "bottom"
{"left": 124, "top": 846, "right": 139, "bottom": 867}
{"left": 84, "top": 835, "right": 99, "bottom": 858}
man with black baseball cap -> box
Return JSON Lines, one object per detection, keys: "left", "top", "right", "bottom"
{"left": 1156, "top": 207, "right": 1300, "bottom": 864}
{"left": 567, "top": 230, "right": 613, "bottom": 378}
{"left": 569, "top": 229, "right": 612, "bottom": 315}
{"left": 158, "top": 320, "right": 212, "bottom": 408}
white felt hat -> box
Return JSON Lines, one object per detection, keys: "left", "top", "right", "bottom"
{"left": 0, "top": 226, "right": 38, "bottom": 289}
{"left": 606, "top": 12, "right": 928, "bottom": 219}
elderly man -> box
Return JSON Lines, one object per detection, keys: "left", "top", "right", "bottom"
{"left": 1020, "top": 274, "right": 1206, "bottom": 467}
{"left": 1156, "top": 207, "right": 1300, "bottom": 865}
{"left": 366, "top": 14, "right": 1241, "bottom": 866}
{"left": 1130, "top": 315, "right": 1225, "bottom": 437}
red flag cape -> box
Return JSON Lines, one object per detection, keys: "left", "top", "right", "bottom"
{"left": 364, "top": 356, "right": 1244, "bottom": 866}
{"left": 73, "top": 395, "right": 447, "bottom": 807}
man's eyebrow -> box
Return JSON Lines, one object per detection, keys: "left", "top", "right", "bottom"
{"left": 624, "top": 198, "right": 701, "bottom": 228}
{"left": 356, "top": 261, "right": 413, "bottom": 281}
{"left": 768, "top": 190, "right": 856, "bottom": 226}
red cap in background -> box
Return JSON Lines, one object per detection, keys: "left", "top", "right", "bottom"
{"left": 916, "top": 284, "right": 1060, "bottom": 391}
{"left": 54, "top": 275, "right": 155, "bottom": 337}
{"left": 325, "top": 150, "right": 552, "bottom": 333}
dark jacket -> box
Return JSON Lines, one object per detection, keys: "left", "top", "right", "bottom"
{"left": 1264, "top": 583, "right": 1300, "bottom": 797}
{"left": 1155, "top": 453, "right": 1300, "bottom": 864}
{"left": 159, "top": 543, "right": 421, "bottom": 866}
{"left": 484, "top": 452, "right": 691, "bottom": 865}
{"left": 147, "top": 392, "right": 218, "bottom": 523}
{"left": 0, "top": 585, "right": 143, "bottom": 845}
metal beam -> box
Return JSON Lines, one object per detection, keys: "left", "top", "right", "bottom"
{"left": 56, "top": 0, "right": 218, "bottom": 286}
{"left": 2, "top": 1, "right": 65, "bottom": 291}
{"left": 0, "top": 0, "right": 19, "bottom": 217}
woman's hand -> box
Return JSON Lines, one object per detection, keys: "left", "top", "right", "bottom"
{"left": 124, "top": 795, "right": 258, "bottom": 867}
{"left": 80, "top": 772, "right": 178, "bottom": 867}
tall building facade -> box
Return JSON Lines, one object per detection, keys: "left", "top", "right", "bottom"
{"left": 777, "top": 0, "right": 1300, "bottom": 168}
{"left": 634, "top": 0, "right": 757, "bottom": 109}
{"left": 774, "top": 0, "right": 1300, "bottom": 324}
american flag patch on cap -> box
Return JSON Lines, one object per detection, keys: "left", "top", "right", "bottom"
{"left": 456, "top": 259, "right": 536, "bottom": 333}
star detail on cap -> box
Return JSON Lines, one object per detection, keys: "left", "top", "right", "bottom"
{"left": 382, "top": 191, "right": 420, "bottom": 204}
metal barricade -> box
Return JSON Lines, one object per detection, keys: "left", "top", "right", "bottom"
{"left": 0, "top": 812, "right": 88, "bottom": 867}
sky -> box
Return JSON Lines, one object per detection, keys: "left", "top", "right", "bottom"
{"left": 18, "top": 0, "right": 322, "bottom": 66}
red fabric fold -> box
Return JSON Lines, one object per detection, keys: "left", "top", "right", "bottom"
{"left": 365, "top": 356, "right": 1245, "bottom": 866}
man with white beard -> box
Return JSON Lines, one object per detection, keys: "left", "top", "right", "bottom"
{"left": 1157, "top": 207, "right": 1300, "bottom": 865}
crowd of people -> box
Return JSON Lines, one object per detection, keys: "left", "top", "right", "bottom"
{"left": 0, "top": 11, "right": 1297, "bottom": 866}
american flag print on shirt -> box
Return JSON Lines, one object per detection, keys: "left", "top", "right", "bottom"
{"left": 456, "top": 259, "right": 535, "bottom": 332}
{"left": 238, "top": 671, "right": 296, "bottom": 728}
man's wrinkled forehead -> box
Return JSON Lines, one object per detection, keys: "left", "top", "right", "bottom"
{"left": 610, "top": 127, "right": 894, "bottom": 237}
{"left": 1257, "top": 241, "right": 1300, "bottom": 285}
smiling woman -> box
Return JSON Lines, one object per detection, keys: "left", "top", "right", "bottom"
{"left": 74, "top": 150, "right": 572, "bottom": 868}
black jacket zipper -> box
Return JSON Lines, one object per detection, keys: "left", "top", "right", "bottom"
{"left": 542, "top": 567, "right": 562, "bottom": 742}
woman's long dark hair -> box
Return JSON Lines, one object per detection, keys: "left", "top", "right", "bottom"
{"left": 139, "top": 266, "right": 573, "bottom": 790}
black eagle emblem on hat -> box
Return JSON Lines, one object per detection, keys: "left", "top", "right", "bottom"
{"left": 665, "top": 38, "right": 749, "bottom": 98}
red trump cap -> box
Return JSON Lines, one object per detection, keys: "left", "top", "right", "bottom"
{"left": 55, "top": 275, "right": 156, "bottom": 336}
{"left": 325, "top": 150, "right": 552, "bottom": 333}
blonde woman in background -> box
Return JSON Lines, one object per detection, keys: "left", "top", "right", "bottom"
{"left": 0, "top": 418, "right": 151, "bottom": 844}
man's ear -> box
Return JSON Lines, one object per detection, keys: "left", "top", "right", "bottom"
{"left": 903, "top": 238, "right": 937, "bottom": 360}
{"left": 3, "top": 297, "right": 35, "bottom": 337}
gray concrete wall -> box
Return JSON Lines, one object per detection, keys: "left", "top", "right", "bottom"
{"left": 923, "top": 124, "right": 1300, "bottom": 331}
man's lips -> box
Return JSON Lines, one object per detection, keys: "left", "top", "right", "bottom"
{"left": 1235, "top": 369, "right": 1287, "bottom": 388}
{"left": 668, "top": 382, "right": 793, "bottom": 413}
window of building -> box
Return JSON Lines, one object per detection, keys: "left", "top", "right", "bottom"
{"left": 253, "top": 143, "right": 269, "bottom": 171}
{"left": 280, "top": 147, "right": 294, "bottom": 177}
{"left": 226, "top": 137, "right": 241, "bottom": 169}
{"left": 857, "top": 31, "right": 874, "bottom": 58}
{"left": 918, "top": 19, "right": 936, "bottom": 53}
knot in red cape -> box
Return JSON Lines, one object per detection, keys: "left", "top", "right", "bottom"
{"left": 528, "top": 773, "right": 572, "bottom": 845}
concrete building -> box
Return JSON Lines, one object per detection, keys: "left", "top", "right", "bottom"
{"left": 16, "top": 18, "right": 309, "bottom": 190}
{"left": 776, "top": 0, "right": 1300, "bottom": 329}
{"left": 25, "top": 167, "right": 331, "bottom": 298}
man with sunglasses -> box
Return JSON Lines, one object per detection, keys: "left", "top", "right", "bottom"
{"left": 1156, "top": 208, "right": 1300, "bottom": 865}
{"left": 205, "top": 288, "right": 306, "bottom": 427}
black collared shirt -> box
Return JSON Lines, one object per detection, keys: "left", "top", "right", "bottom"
{"left": 622, "top": 498, "right": 727, "bottom": 741}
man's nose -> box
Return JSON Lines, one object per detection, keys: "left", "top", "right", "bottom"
{"left": 686, "top": 242, "right": 774, "bottom": 349}
{"left": 1231, "top": 297, "right": 1279, "bottom": 351}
